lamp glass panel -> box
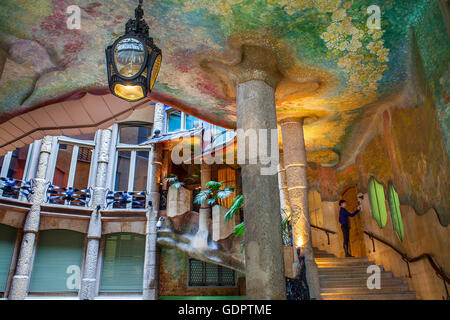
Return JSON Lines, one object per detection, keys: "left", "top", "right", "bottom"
{"left": 114, "top": 38, "right": 146, "bottom": 78}
{"left": 150, "top": 54, "right": 161, "bottom": 89}
{"left": 114, "top": 84, "right": 144, "bottom": 101}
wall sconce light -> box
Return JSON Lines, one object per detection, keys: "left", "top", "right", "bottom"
{"left": 106, "top": 0, "right": 161, "bottom": 102}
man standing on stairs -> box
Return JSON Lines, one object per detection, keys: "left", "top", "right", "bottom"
{"left": 338, "top": 200, "right": 361, "bottom": 258}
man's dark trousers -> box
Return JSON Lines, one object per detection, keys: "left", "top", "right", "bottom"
{"left": 341, "top": 223, "right": 350, "bottom": 256}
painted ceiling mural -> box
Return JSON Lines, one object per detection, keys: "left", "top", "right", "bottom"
{"left": 0, "top": 0, "right": 448, "bottom": 165}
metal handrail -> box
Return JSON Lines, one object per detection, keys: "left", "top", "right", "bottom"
{"left": 311, "top": 224, "right": 336, "bottom": 245}
{"left": 363, "top": 230, "right": 449, "bottom": 299}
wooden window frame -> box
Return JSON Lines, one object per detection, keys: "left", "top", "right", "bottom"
{"left": 111, "top": 124, "right": 152, "bottom": 209}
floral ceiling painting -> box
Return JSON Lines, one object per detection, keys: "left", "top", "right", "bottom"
{"left": 0, "top": 0, "right": 448, "bottom": 165}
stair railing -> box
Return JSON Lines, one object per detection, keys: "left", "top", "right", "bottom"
{"left": 311, "top": 224, "right": 336, "bottom": 245}
{"left": 363, "top": 230, "right": 449, "bottom": 300}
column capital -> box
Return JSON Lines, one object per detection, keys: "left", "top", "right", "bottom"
{"left": 278, "top": 117, "right": 305, "bottom": 126}
{"left": 234, "top": 46, "right": 282, "bottom": 89}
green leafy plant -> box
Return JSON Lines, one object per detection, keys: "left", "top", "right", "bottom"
{"left": 224, "top": 194, "right": 243, "bottom": 222}
{"left": 224, "top": 195, "right": 293, "bottom": 248}
{"left": 193, "top": 181, "right": 235, "bottom": 207}
{"left": 166, "top": 174, "right": 184, "bottom": 189}
{"left": 280, "top": 209, "right": 293, "bottom": 245}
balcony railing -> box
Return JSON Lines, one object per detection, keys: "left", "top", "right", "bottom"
{"left": 46, "top": 185, "right": 91, "bottom": 207}
{"left": 106, "top": 190, "right": 148, "bottom": 209}
{"left": 0, "top": 177, "right": 33, "bottom": 201}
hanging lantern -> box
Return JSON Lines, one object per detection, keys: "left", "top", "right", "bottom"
{"left": 106, "top": 0, "right": 161, "bottom": 102}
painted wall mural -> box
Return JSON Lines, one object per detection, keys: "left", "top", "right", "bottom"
{"left": 307, "top": 89, "right": 450, "bottom": 226}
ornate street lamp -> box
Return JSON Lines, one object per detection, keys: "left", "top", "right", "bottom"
{"left": 106, "top": 0, "right": 161, "bottom": 102}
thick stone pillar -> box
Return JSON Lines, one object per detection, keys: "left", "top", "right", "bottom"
{"left": 280, "top": 118, "right": 320, "bottom": 299}
{"left": 193, "top": 162, "right": 211, "bottom": 249}
{"left": 237, "top": 80, "right": 286, "bottom": 300}
{"left": 9, "top": 136, "right": 53, "bottom": 300}
{"left": 278, "top": 152, "right": 299, "bottom": 277}
{"left": 79, "top": 128, "right": 112, "bottom": 300}
{"left": 143, "top": 144, "right": 162, "bottom": 300}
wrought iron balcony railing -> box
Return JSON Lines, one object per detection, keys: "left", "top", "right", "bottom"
{"left": 106, "top": 190, "right": 148, "bottom": 209}
{"left": 0, "top": 177, "right": 33, "bottom": 201}
{"left": 46, "top": 185, "right": 91, "bottom": 207}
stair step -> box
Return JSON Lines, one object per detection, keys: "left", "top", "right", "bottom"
{"left": 321, "top": 283, "right": 410, "bottom": 295}
{"left": 313, "top": 249, "right": 336, "bottom": 257}
{"left": 315, "top": 257, "right": 369, "bottom": 263}
{"left": 316, "top": 260, "right": 374, "bottom": 268}
{"left": 314, "top": 253, "right": 336, "bottom": 258}
{"left": 319, "top": 271, "right": 393, "bottom": 280}
{"left": 321, "top": 292, "right": 416, "bottom": 300}
{"left": 318, "top": 265, "right": 384, "bottom": 274}
{"left": 320, "top": 277, "right": 403, "bottom": 288}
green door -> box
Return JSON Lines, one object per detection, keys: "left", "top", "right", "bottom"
{"left": 100, "top": 233, "right": 145, "bottom": 292}
{"left": 29, "top": 230, "right": 84, "bottom": 293}
{"left": 0, "top": 224, "right": 16, "bottom": 293}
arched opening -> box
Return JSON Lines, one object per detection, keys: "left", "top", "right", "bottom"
{"left": 340, "top": 184, "right": 366, "bottom": 257}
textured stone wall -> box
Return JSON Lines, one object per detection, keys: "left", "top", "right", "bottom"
{"left": 158, "top": 247, "right": 244, "bottom": 297}
{"left": 312, "top": 198, "right": 449, "bottom": 300}
{"left": 307, "top": 90, "right": 450, "bottom": 300}
{"left": 166, "top": 186, "right": 193, "bottom": 218}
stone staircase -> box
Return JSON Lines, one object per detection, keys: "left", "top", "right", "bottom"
{"left": 314, "top": 248, "right": 416, "bottom": 300}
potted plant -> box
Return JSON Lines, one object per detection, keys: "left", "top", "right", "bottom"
{"left": 193, "top": 181, "right": 235, "bottom": 207}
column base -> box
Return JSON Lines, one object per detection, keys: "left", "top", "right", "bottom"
{"left": 142, "top": 288, "right": 158, "bottom": 300}
{"left": 9, "top": 275, "right": 29, "bottom": 300}
{"left": 79, "top": 278, "right": 97, "bottom": 300}
{"left": 304, "top": 259, "right": 321, "bottom": 300}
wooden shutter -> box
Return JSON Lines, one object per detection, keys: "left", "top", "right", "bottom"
{"left": 0, "top": 224, "right": 16, "bottom": 292}
{"left": 217, "top": 167, "right": 236, "bottom": 208}
{"left": 100, "top": 233, "right": 145, "bottom": 292}
{"left": 29, "top": 230, "right": 84, "bottom": 293}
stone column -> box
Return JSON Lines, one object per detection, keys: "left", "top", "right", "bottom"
{"left": 237, "top": 80, "right": 286, "bottom": 300}
{"left": 280, "top": 118, "right": 320, "bottom": 299}
{"left": 9, "top": 136, "right": 53, "bottom": 300}
{"left": 193, "top": 162, "right": 211, "bottom": 249}
{"left": 153, "top": 103, "right": 165, "bottom": 134}
{"left": 278, "top": 152, "right": 299, "bottom": 276}
{"left": 278, "top": 152, "right": 290, "bottom": 217}
{"left": 79, "top": 128, "right": 112, "bottom": 300}
{"left": 143, "top": 144, "right": 162, "bottom": 300}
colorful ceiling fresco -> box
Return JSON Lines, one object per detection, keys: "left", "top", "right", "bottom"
{"left": 0, "top": 0, "right": 448, "bottom": 165}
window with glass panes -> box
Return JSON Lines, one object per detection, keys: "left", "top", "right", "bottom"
{"left": 113, "top": 124, "right": 151, "bottom": 208}
{"left": 188, "top": 259, "right": 235, "bottom": 287}
{"left": 167, "top": 110, "right": 182, "bottom": 132}
{"left": 388, "top": 184, "right": 405, "bottom": 241}
{"left": 0, "top": 144, "right": 33, "bottom": 199}
{"left": 166, "top": 109, "right": 200, "bottom": 133}
{"left": 49, "top": 136, "right": 96, "bottom": 206}
{"left": 368, "top": 177, "right": 387, "bottom": 228}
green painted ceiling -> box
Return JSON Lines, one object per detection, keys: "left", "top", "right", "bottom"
{"left": 0, "top": 0, "right": 448, "bottom": 164}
